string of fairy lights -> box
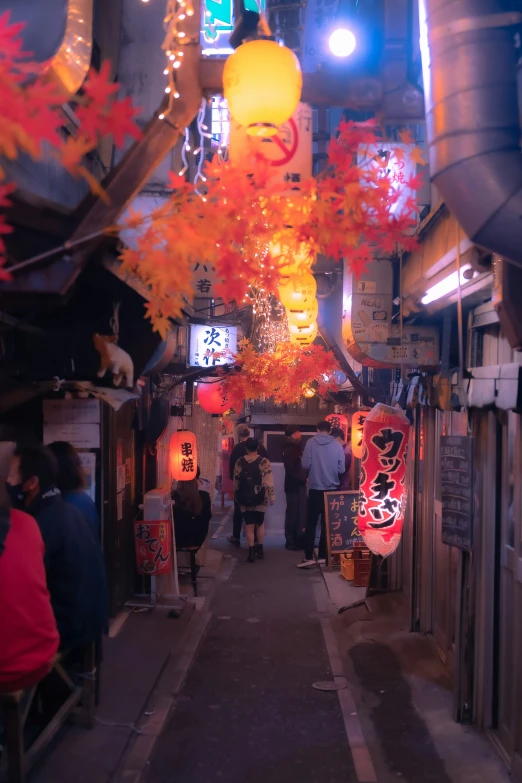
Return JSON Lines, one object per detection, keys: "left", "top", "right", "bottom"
{"left": 251, "top": 285, "right": 290, "bottom": 353}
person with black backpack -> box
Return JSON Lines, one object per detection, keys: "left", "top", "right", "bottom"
{"left": 233, "top": 438, "right": 275, "bottom": 563}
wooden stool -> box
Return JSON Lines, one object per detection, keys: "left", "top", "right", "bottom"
{"left": 177, "top": 546, "right": 199, "bottom": 596}
{"left": 0, "top": 643, "right": 98, "bottom": 782}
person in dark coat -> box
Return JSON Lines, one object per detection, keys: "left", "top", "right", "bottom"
{"left": 172, "top": 472, "right": 212, "bottom": 551}
{"left": 282, "top": 426, "right": 307, "bottom": 550}
{"left": 48, "top": 441, "right": 100, "bottom": 539}
{"left": 227, "top": 423, "right": 267, "bottom": 547}
{"left": 7, "top": 446, "right": 108, "bottom": 652}
{"left": 331, "top": 427, "right": 353, "bottom": 491}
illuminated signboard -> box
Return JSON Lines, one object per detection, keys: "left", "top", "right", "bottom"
{"left": 189, "top": 324, "right": 238, "bottom": 367}
{"left": 201, "top": 0, "right": 266, "bottom": 54}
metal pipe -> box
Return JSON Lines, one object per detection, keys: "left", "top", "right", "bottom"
{"left": 419, "top": 0, "right": 522, "bottom": 263}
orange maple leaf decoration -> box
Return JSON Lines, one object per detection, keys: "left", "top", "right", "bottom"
{"left": 0, "top": 12, "right": 142, "bottom": 277}
{"left": 119, "top": 119, "right": 423, "bottom": 330}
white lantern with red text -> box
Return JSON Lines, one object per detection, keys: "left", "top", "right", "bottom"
{"left": 357, "top": 404, "right": 410, "bottom": 558}
{"left": 169, "top": 430, "right": 198, "bottom": 481}
{"left": 351, "top": 410, "right": 370, "bottom": 459}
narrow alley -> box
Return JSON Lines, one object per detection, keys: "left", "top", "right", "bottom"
{"left": 138, "top": 510, "right": 509, "bottom": 783}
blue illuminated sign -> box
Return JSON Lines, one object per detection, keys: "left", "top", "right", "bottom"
{"left": 201, "top": 0, "right": 266, "bottom": 51}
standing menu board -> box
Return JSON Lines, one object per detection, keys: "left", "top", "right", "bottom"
{"left": 324, "top": 491, "right": 363, "bottom": 558}
{"left": 440, "top": 435, "right": 473, "bottom": 551}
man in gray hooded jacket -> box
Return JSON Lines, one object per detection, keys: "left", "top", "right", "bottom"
{"left": 297, "top": 420, "right": 344, "bottom": 568}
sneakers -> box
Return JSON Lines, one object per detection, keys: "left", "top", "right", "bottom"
{"left": 297, "top": 558, "right": 317, "bottom": 569}
{"left": 227, "top": 535, "right": 240, "bottom": 547}
{"left": 317, "top": 558, "right": 326, "bottom": 565}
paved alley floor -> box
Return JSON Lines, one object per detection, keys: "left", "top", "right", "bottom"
{"left": 142, "top": 534, "right": 510, "bottom": 783}
{"left": 143, "top": 542, "right": 356, "bottom": 783}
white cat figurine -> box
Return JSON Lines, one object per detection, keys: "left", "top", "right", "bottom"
{"left": 93, "top": 333, "right": 134, "bottom": 389}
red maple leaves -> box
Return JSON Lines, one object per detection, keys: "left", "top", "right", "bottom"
{"left": 0, "top": 13, "right": 141, "bottom": 274}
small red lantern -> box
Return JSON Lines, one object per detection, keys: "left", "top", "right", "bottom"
{"left": 197, "top": 379, "right": 233, "bottom": 415}
{"left": 351, "top": 410, "right": 370, "bottom": 459}
{"left": 169, "top": 429, "right": 198, "bottom": 481}
{"left": 357, "top": 403, "right": 410, "bottom": 558}
{"left": 326, "top": 413, "right": 349, "bottom": 440}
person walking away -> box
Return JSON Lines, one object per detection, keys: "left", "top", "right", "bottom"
{"left": 298, "top": 420, "right": 344, "bottom": 568}
{"left": 0, "top": 462, "right": 59, "bottom": 694}
{"left": 227, "top": 424, "right": 267, "bottom": 547}
{"left": 282, "top": 426, "right": 307, "bottom": 550}
{"left": 331, "top": 427, "right": 352, "bottom": 491}
{"left": 7, "top": 446, "right": 108, "bottom": 652}
{"left": 48, "top": 440, "right": 100, "bottom": 538}
{"left": 234, "top": 438, "right": 274, "bottom": 562}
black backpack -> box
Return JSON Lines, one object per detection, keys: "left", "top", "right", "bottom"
{"left": 235, "top": 456, "right": 265, "bottom": 507}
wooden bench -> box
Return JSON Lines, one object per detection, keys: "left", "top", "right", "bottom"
{"left": 0, "top": 643, "right": 97, "bottom": 783}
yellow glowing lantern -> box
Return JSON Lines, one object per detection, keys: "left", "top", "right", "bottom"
{"left": 286, "top": 298, "right": 319, "bottom": 327}
{"left": 278, "top": 271, "right": 317, "bottom": 309}
{"left": 288, "top": 321, "right": 318, "bottom": 345}
{"left": 223, "top": 40, "right": 302, "bottom": 137}
{"left": 270, "top": 240, "right": 315, "bottom": 277}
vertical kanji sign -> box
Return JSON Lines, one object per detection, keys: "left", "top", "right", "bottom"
{"left": 134, "top": 521, "right": 173, "bottom": 575}
{"left": 324, "top": 491, "right": 363, "bottom": 562}
{"left": 357, "top": 404, "right": 410, "bottom": 558}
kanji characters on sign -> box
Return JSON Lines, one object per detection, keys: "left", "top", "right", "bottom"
{"left": 357, "top": 404, "right": 410, "bottom": 558}
{"left": 134, "top": 521, "right": 172, "bottom": 575}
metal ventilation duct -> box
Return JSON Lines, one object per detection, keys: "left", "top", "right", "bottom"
{"left": 419, "top": 0, "right": 522, "bottom": 263}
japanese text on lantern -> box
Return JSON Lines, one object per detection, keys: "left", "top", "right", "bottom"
{"left": 324, "top": 491, "right": 362, "bottom": 555}
{"left": 134, "top": 521, "right": 172, "bottom": 575}
{"left": 359, "top": 427, "right": 407, "bottom": 530}
{"left": 351, "top": 410, "right": 369, "bottom": 459}
{"left": 189, "top": 324, "right": 238, "bottom": 368}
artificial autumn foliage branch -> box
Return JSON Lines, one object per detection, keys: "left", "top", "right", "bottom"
{"left": 0, "top": 14, "right": 141, "bottom": 276}
{"left": 119, "top": 118, "right": 422, "bottom": 336}
{"left": 219, "top": 339, "right": 339, "bottom": 405}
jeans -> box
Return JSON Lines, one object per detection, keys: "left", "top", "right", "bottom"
{"left": 304, "top": 489, "right": 327, "bottom": 561}
{"left": 285, "top": 486, "right": 307, "bottom": 547}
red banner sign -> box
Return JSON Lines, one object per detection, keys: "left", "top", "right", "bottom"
{"left": 134, "top": 521, "right": 173, "bottom": 575}
{"left": 357, "top": 404, "right": 410, "bottom": 558}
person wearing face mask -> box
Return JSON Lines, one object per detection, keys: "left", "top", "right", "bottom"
{"left": 282, "top": 426, "right": 307, "bottom": 551}
{"left": 7, "top": 445, "right": 108, "bottom": 652}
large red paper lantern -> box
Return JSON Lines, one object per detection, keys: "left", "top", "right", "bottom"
{"left": 351, "top": 410, "right": 370, "bottom": 459}
{"left": 326, "top": 413, "right": 349, "bottom": 440}
{"left": 197, "top": 379, "right": 233, "bottom": 415}
{"left": 357, "top": 404, "right": 410, "bottom": 558}
{"left": 169, "top": 429, "right": 198, "bottom": 481}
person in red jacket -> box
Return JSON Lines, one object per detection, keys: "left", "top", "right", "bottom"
{"left": 0, "top": 498, "right": 59, "bottom": 693}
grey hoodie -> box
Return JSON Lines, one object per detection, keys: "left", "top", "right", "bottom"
{"left": 301, "top": 433, "right": 345, "bottom": 491}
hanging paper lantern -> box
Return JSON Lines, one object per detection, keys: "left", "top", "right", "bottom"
{"left": 326, "top": 413, "right": 349, "bottom": 440}
{"left": 270, "top": 240, "right": 315, "bottom": 277}
{"left": 223, "top": 40, "right": 302, "bottom": 137}
{"left": 197, "top": 379, "right": 238, "bottom": 415}
{"left": 357, "top": 403, "right": 411, "bottom": 558}
{"left": 288, "top": 321, "right": 317, "bottom": 345}
{"left": 169, "top": 429, "right": 198, "bottom": 481}
{"left": 278, "top": 272, "right": 317, "bottom": 309}
{"left": 351, "top": 410, "right": 370, "bottom": 459}
{"left": 286, "top": 298, "right": 319, "bottom": 328}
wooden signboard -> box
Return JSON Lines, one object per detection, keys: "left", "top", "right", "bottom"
{"left": 324, "top": 491, "right": 363, "bottom": 567}
{"left": 440, "top": 435, "right": 473, "bottom": 552}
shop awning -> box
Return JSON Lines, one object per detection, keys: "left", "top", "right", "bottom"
{"left": 466, "top": 364, "right": 522, "bottom": 411}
